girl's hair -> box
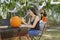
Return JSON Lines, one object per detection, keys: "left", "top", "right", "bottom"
{"left": 29, "top": 7, "right": 37, "bottom": 15}
{"left": 43, "top": 10, "right": 47, "bottom": 17}
{"left": 41, "top": 9, "right": 47, "bottom": 17}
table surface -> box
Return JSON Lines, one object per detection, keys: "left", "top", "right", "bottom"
{"left": 0, "top": 27, "right": 20, "bottom": 32}
{"left": 0, "top": 19, "right": 20, "bottom": 32}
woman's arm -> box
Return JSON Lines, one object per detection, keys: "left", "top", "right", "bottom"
{"left": 26, "top": 16, "right": 39, "bottom": 28}
{"left": 27, "top": 18, "right": 30, "bottom": 24}
{"left": 22, "top": 20, "right": 27, "bottom": 24}
{"left": 22, "top": 18, "right": 30, "bottom": 24}
{"left": 20, "top": 18, "right": 30, "bottom": 27}
{"left": 21, "top": 17, "right": 27, "bottom": 24}
{"left": 20, "top": 16, "right": 39, "bottom": 28}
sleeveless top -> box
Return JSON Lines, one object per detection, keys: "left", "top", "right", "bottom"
{"left": 30, "top": 16, "right": 40, "bottom": 30}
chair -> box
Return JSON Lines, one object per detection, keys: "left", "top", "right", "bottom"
{"left": 30, "top": 23, "right": 46, "bottom": 40}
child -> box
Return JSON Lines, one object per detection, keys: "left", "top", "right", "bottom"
{"left": 40, "top": 9, "right": 47, "bottom": 31}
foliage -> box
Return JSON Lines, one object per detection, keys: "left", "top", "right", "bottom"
{"left": 0, "top": 0, "right": 60, "bottom": 23}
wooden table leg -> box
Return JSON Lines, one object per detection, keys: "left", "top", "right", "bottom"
{"left": 11, "top": 36, "right": 20, "bottom": 40}
{"left": 1, "top": 31, "right": 8, "bottom": 40}
{"left": 0, "top": 33, "right": 2, "bottom": 40}
{"left": 11, "top": 30, "right": 20, "bottom": 40}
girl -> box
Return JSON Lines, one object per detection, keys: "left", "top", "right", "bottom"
{"left": 40, "top": 9, "right": 47, "bottom": 31}
{"left": 41, "top": 9, "right": 47, "bottom": 22}
{"left": 21, "top": 7, "right": 40, "bottom": 40}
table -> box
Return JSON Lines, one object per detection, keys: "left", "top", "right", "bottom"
{"left": 0, "top": 27, "right": 21, "bottom": 40}
{"left": 0, "top": 19, "right": 28, "bottom": 40}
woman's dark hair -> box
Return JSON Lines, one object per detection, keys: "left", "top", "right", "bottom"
{"left": 29, "top": 7, "right": 37, "bottom": 15}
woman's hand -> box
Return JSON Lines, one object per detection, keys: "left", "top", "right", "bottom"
{"left": 21, "top": 17, "right": 27, "bottom": 24}
{"left": 20, "top": 24, "right": 26, "bottom": 27}
{"left": 20, "top": 24, "right": 29, "bottom": 28}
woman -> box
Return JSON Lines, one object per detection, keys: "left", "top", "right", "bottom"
{"left": 21, "top": 7, "right": 40, "bottom": 40}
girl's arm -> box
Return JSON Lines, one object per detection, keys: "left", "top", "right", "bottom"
{"left": 27, "top": 18, "right": 30, "bottom": 24}
{"left": 20, "top": 18, "right": 30, "bottom": 27}
{"left": 21, "top": 16, "right": 39, "bottom": 28}
{"left": 27, "top": 16, "right": 39, "bottom": 28}
{"left": 21, "top": 17, "right": 27, "bottom": 24}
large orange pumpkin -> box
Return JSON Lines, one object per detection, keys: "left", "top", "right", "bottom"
{"left": 10, "top": 16, "right": 22, "bottom": 28}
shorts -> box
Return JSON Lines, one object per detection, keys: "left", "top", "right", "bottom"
{"left": 39, "top": 20, "right": 46, "bottom": 31}
{"left": 28, "top": 30, "right": 40, "bottom": 36}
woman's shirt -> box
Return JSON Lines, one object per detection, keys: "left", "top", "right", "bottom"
{"left": 30, "top": 16, "right": 40, "bottom": 30}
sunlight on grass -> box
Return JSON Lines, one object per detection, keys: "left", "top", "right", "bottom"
{"left": 41, "top": 31, "right": 60, "bottom": 40}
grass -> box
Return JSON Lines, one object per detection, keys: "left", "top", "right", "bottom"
{"left": 41, "top": 31, "right": 60, "bottom": 40}
{"left": 21, "top": 27, "right": 60, "bottom": 40}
